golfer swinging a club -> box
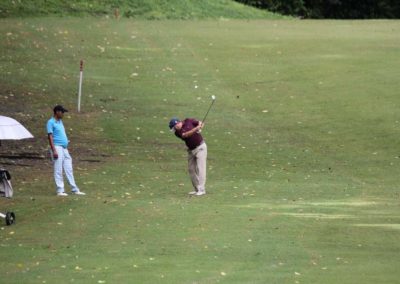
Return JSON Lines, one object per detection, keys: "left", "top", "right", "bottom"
{"left": 47, "top": 105, "right": 85, "bottom": 196}
{"left": 169, "top": 117, "right": 207, "bottom": 196}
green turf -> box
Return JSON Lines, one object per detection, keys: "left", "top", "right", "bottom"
{"left": 0, "top": 0, "right": 283, "bottom": 19}
{"left": 1, "top": 18, "right": 400, "bottom": 283}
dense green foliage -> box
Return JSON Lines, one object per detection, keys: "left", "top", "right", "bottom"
{"left": 0, "top": 0, "right": 282, "bottom": 19}
{"left": 236, "top": 0, "right": 400, "bottom": 18}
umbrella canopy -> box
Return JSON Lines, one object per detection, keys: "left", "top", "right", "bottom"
{"left": 0, "top": 116, "right": 34, "bottom": 140}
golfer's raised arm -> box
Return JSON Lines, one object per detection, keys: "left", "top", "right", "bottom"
{"left": 182, "top": 122, "right": 203, "bottom": 138}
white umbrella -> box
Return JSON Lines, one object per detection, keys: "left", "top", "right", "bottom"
{"left": 0, "top": 116, "right": 34, "bottom": 140}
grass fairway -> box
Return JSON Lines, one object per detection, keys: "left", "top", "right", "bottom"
{"left": 1, "top": 18, "right": 400, "bottom": 283}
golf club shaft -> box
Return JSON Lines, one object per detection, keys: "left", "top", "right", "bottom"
{"left": 202, "top": 100, "right": 215, "bottom": 123}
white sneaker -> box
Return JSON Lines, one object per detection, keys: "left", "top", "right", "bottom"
{"left": 195, "top": 191, "right": 206, "bottom": 196}
{"left": 57, "top": 192, "right": 68, "bottom": 197}
{"left": 188, "top": 191, "right": 197, "bottom": 195}
{"left": 72, "top": 191, "right": 86, "bottom": 196}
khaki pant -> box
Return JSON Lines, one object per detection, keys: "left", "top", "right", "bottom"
{"left": 188, "top": 143, "right": 207, "bottom": 193}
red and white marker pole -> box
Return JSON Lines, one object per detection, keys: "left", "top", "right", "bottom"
{"left": 78, "top": 60, "right": 83, "bottom": 112}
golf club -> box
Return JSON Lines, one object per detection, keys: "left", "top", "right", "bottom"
{"left": 202, "top": 95, "right": 216, "bottom": 124}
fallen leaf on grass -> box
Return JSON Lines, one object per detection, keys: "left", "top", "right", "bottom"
{"left": 97, "top": 45, "right": 105, "bottom": 52}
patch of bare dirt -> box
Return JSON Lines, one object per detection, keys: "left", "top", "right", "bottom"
{"left": 0, "top": 85, "right": 112, "bottom": 180}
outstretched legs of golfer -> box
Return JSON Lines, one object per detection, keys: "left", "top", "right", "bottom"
{"left": 169, "top": 117, "right": 207, "bottom": 196}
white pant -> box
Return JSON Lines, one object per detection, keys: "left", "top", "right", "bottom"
{"left": 52, "top": 146, "right": 79, "bottom": 193}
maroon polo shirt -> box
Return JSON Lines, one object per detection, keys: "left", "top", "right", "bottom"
{"left": 175, "top": 118, "right": 204, "bottom": 150}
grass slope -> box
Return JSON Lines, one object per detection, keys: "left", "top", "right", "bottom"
{"left": 0, "top": 18, "right": 400, "bottom": 283}
{"left": 0, "top": 0, "right": 283, "bottom": 19}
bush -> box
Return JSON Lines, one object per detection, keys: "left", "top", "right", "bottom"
{"left": 235, "top": 0, "right": 400, "bottom": 18}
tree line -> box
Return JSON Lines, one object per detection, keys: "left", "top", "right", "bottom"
{"left": 235, "top": 0, "right": 400, "bottom": 18}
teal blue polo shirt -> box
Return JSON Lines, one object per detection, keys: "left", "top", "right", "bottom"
{"left": 47, "top": 117, "right": 68, "bottom": 148}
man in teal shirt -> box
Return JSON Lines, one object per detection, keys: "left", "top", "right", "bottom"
{"left": 47, "top": 105, "right": 85, "bottom": 196}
